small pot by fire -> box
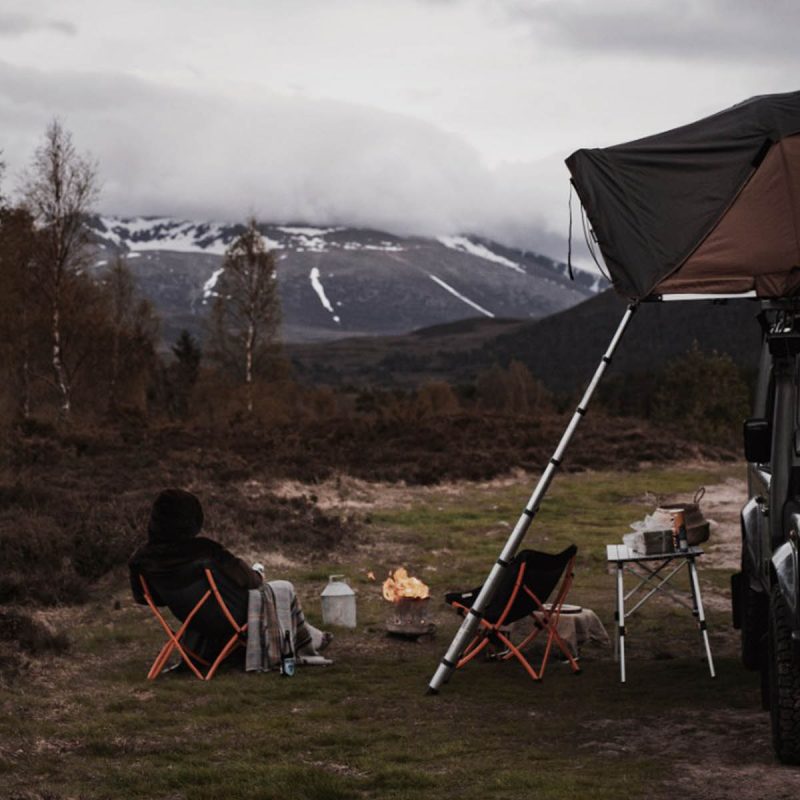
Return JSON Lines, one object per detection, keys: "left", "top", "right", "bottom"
{"left": 382, "top": 568, "right": 436, "bottom": 638}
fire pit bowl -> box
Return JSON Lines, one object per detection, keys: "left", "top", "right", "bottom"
{"left": 382, "top": 567, "right": 436, "bottom": 639}
{"left": 386, "top": 597, "right": 436, "bottom": 639}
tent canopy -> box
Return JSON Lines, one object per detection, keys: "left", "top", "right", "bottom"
{"left": 566, "top": 91, "right": 800, "bottom": 301}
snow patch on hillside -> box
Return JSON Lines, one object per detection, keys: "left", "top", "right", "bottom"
{"left": 92, "top": 216, "right": 412, "bottom": 257}
{"left": 278, "top": 226, "right": 340, "bottom": 237}
{"left": 342, "top": 242, "right": 404, "bottom": 252}
{"left": 429, "top": 274, "right": 494, "bottom": 318}
{"left": 437, "top": 235, "right": 525, "bottom": 274}
{"left": 93, "top": 216, "right": 280, "bottom": 255}
{"left": 203, "top": 267, "right": 225, "bottom": 300}
{"left": 310, "top": 267, "right": 340, "bottom": 323}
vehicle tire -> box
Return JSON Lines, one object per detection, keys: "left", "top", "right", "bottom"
{"left": 769, "top": 585, "right": 800, "bottom": 764}
{"left": 741, "top": 580, "right": 768, "bottom": 671}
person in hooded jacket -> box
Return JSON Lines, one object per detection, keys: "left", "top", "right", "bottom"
{"left": 129, "top": 488, "right": 327, "bottom": 672}
{"left": 129, "top": 489, "right": 261, "bottom": 604}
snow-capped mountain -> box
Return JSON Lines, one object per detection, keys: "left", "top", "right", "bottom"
{"left": 87, "top": 215, "right": 605, "bottom": 346}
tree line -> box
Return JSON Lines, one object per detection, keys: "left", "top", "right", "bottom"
{"left": 0, "top": 120, "right": 281, "bottom": 425}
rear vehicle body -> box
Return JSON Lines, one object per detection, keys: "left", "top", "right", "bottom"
{"left": 735, "top": 299, "right": 800, "bottom": 763}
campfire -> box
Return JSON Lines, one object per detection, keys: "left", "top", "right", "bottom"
{"left": 382, "top": 568, "right": 430, "bottom": 602}
{"left": 382, "top": 568, "right": 435, "bottom": 638}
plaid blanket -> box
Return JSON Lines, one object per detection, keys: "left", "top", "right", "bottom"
{"left": 245, "top": 580, "right": 330, "bottom": 672}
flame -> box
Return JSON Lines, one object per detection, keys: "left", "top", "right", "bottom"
{"left": 382, "top": 567, "right": 430, "bottom": 602}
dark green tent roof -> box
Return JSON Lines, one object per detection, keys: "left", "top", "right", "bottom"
{"left": 566, "top": 91, "right": 800, "bottom": 300}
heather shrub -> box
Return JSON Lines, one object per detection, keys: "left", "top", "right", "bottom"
{"left": 476, "top": 361, "right": 553, "bottom": 414}
{"left": 0, "top": 610, "right": 69, "bottom": 654}
{"left": 0, "top": 609, "right": 69, "bottom": 680}
{"left": 207, "top": 490, "right": 355, "bottom": 554}
{"left": 0, "top": 484, "right": 145, "bottom": 605}
{"left": 415, "top": 382, "right": 460, "bottom": 417}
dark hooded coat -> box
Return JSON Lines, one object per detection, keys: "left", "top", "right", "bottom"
{"left": 128, "top": 489, "right": 262, "bottom": 607}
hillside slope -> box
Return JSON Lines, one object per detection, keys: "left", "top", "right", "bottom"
{"left": 482, "top": 291, "right": 762, "bottom": 391}
{"left": 286, "top": 291, "right": 763, "bottom": 390}
{"left": 87, "top": 216, "right": 601, "bottom": 345}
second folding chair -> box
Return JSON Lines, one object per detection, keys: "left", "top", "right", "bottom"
{"left": 445, "top": 545, "right": 580, "bottom": 682}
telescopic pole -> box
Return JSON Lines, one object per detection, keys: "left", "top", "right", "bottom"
{"left": 427, "top": 303, "right": 638, "bottom": 694}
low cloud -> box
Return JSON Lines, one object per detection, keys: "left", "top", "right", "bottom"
{"left": 0, "top": 62, "right": 571, "bottom": 259}
{"left": 0, "top": 12, "right": 76, "bottom": 37}
{"left": 504, "top": 0, "right": 800, "bottom": 62}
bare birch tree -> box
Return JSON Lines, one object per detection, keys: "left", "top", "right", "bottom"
{"left": 21, "top": 119, "right": 98, "bottom": 419}
{"left": 211, "top": 218, "right": 281, "bottom": 414}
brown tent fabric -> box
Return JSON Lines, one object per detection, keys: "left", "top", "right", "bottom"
{"left": 658, "top": 134, "right": 800, "bottom": 297}
{"left": 566, "top": 91, "right": 800, "bottom": 300}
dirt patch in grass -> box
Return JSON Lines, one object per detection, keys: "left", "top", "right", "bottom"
{"left": 690, "top": 476, "right": 748, "bottom": 572}
{"left": 636, "top": 707, "right": 800, "bottom": 800}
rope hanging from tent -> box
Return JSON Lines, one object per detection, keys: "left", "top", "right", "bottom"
{"left": 567, "top": 178, "right": 612, "bottom": 287}
{"left": 580, "top": 202, "right": 612, "bottom": 284}
{"left": 567, "top": 181, "right": 574, "bottom": 281}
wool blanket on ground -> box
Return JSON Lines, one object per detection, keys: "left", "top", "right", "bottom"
{"left": 512, "top": 605, "right": 609, "bottom": 657}
{"left": 245, "top": 580, "right": 331, "bottom": 672}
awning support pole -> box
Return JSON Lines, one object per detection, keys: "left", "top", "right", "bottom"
{"left": 426, "top": 303, "right": 638, "bottom": 694}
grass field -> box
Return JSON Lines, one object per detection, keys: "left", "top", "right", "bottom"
{"left": 4, "top": 462, "right": 799, "bottom": 800}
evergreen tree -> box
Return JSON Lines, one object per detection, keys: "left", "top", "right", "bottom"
{"left": 101, "top": 257, "right": 159, "bottom": 414}
{"left": 169, "top": 329, "right": 202, "bottom": 418}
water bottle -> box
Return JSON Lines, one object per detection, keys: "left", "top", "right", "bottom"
{"left": 673, "top": 511, "right": 689, "bottom": 552}
{"left": 280, "top": 630, "right": 295, "bottom": 677}
{"left": 678, "top": 522, "right": 689, "bottom": 553}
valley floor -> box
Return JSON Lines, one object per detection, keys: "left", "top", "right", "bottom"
{"left": 3, "top": 463, "right": 798, "bottom": 800}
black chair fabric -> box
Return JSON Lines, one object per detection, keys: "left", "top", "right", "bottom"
{"left": 143, "top": 559, "right": 249, "bottom": 648}
{"left": 445, "top": 545, "right": 577, "bottom": 624}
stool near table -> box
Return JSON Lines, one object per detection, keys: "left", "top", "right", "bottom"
{"left": 606, "top": 544, "right": 715, "bottom": 683}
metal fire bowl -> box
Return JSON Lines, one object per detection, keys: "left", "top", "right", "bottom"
{"left": 385, "top": 597, "right": 436, "bottom": 639}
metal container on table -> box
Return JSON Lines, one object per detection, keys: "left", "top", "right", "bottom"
{"left": 623, "top": 529, "right": 674, "bottom": 555}
{"left": 653, "top": 488, "right": 711, "bottom": 546}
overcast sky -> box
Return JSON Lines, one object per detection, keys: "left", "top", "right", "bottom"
{"left": 0, "top": 0, "right": 797, "bottom": 262}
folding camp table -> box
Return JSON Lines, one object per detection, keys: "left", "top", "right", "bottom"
{"left": 606, "top": 544, "right": 715, "bottom": 683}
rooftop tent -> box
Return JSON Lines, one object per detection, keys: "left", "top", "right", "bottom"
{"left": 566, "top": 91, "right": 800, "bottom": 301}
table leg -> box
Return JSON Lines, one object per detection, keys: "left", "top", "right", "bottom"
{"left": 617, "top": 561, "right": 626, "bottom": 683}
{"left": 688, "top": 557, "right": 715, "bottom": 678}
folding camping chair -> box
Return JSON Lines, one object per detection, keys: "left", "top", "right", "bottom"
{"left": 445, "top": 545, "right": 580, "bottom": 682}
{"left": 138, "top": 564, "right": 248, "bottom": 681}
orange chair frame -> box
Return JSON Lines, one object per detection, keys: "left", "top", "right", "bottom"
{"left": 139, "top": 569, "right": 248, "bottom": 681}
{"left": 449, "top": 554, "right": 581, "bottom": 682}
